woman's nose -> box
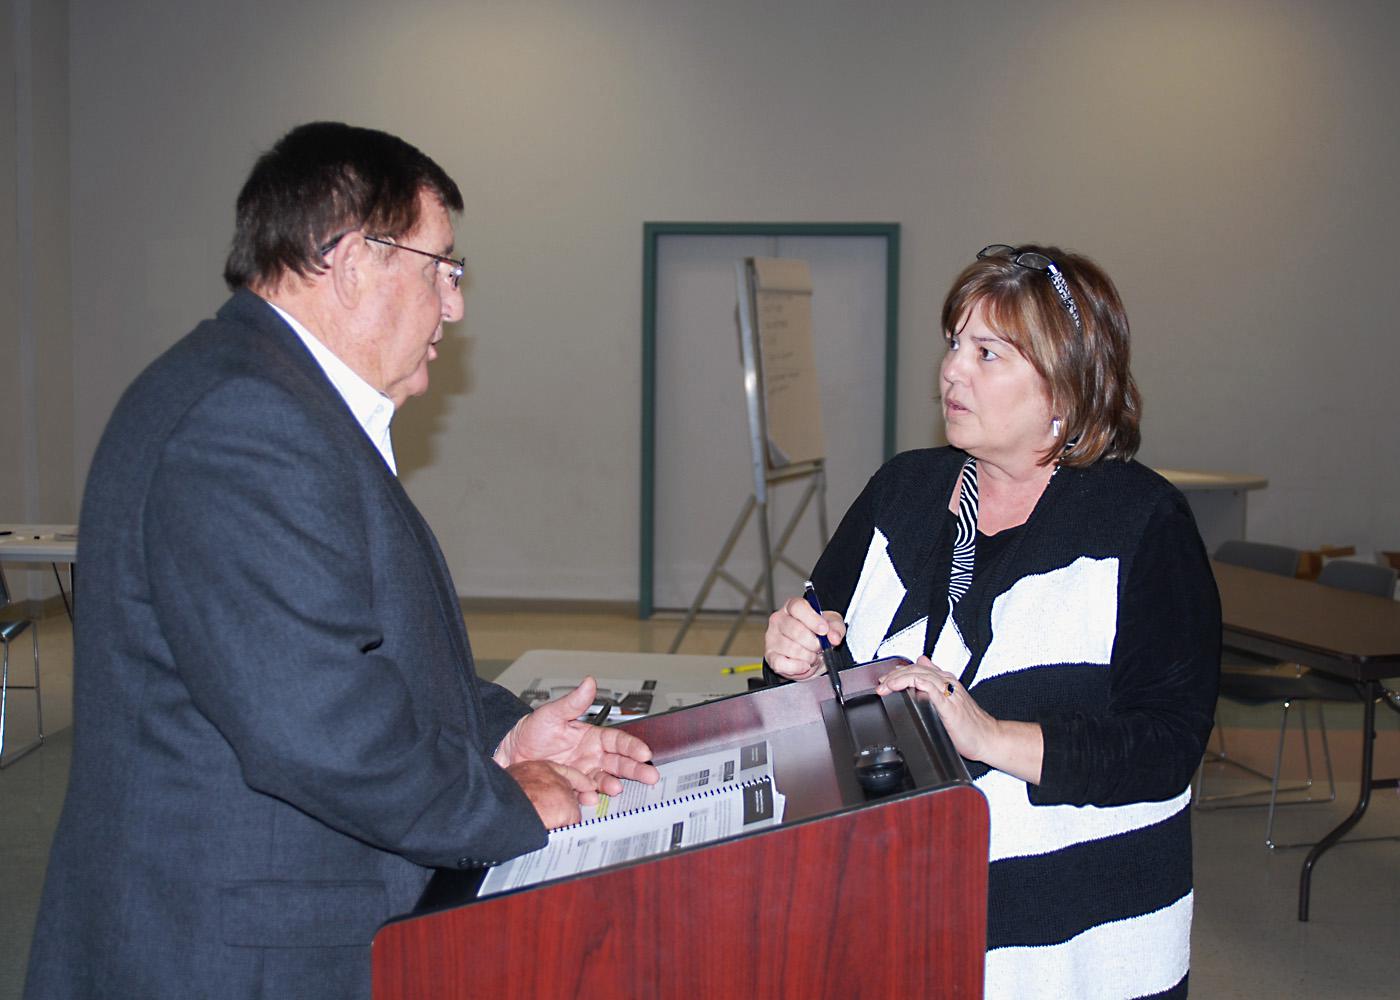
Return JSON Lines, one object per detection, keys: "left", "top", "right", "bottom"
{"left": 941, "top": 350, "right": 967, "bottom": 384}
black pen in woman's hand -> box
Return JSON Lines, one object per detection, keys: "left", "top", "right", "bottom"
{"left": 803, "top": 581, "right": 844, "bottom": 704}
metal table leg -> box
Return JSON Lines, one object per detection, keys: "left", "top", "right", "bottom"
{"left": 1299, "top": 681, "right": 1378, "bottom": 920}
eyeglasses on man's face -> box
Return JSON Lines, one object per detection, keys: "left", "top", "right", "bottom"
{"left": 977, "top": 244, "right": 1082, "bottom": 331}
{"left": 318, "top": 232, "right": 466, "bottom": 290}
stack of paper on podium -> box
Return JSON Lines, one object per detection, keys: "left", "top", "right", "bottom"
{"left": 480, "top": 741, "right": 784, "bottom": 895}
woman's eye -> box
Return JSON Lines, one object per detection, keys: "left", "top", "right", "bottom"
{"left": 979, "top": 347, "right": 998, "bottom": 361}
{"left": 946, "top": 335, "right": 959, "bottom": 351}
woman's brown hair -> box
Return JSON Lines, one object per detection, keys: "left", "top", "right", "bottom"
{"left": 941, "top": 244, "right": 1141, "bottom": 468}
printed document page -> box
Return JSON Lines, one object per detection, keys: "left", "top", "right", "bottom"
{"left": 580, "top": 739, "right": 775, "bottom": 823}
{"left": 479, "top": 740, "right": 784, "bottom": 896}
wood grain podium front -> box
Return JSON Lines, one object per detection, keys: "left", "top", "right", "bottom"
{"left": 372, "top": 660, "right": 990, "bottom": 999}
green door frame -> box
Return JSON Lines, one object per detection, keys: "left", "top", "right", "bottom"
{"left": 639, "top": 221, "right": 901, "bottom": 618}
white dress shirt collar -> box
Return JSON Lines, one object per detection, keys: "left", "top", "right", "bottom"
{"left": 267, "top": 302, "right": 398, "bottom": 475}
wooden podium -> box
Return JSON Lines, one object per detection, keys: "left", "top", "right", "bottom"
{"left": 372, "top": 660, "right": 989, "bottom": 998}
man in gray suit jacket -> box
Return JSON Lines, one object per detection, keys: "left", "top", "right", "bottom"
{"left": 25, "top": 122, "right": 656, "bottom": 1000}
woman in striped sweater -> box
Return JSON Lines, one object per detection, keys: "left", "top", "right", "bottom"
{"left": 765, "top": 244, "right": 1219, "bottom": 999}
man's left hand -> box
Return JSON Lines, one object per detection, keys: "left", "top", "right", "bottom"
{"left": 494, "top": 677, "right": 660, "bottom": 801}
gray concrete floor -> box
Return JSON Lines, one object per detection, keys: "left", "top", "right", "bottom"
{"left": 3, "top": 610, "right": 1398, "bottom": 998}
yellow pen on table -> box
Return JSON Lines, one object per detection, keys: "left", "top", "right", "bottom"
{"left": 720, "top": 662, "right": 764, "bottom": 675}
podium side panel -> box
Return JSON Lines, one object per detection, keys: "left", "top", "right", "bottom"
{"left": 372, "top": 784, "right": 988, "bottom": 999}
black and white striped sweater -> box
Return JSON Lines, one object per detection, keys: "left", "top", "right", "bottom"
{"left": 812, "top": 447, "right": 1220, "bottom": 1000}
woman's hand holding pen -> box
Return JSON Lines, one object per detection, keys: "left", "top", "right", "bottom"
{"left": 764, "top": 596, "right": 847, "bottom": 681}
{"left": 495, "top": 677, "right": 660, "bottom": 805}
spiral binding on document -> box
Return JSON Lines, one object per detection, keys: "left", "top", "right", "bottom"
{"left": 560, "top": 775, "right": 772, "bottom": 832}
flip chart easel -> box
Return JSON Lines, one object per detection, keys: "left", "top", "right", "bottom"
{"left": 669, "top": 258, "right": 830, "bottom": 654}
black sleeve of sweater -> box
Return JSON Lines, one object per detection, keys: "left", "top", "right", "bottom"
{"left": 809, "top": 469, "right": 880, "bottom": 618}
{"left": 1031, "top": 495, "right": 1222, "bottom": 806}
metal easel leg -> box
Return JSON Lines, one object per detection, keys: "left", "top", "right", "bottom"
{"left": 714, "top": 480, "right": 823, "bottom": 654}
{"left": 671, "top": 469, "right": 829, "bottom": 655}
{"left": 668, "top": 496, "right": 758, "bottom": 653}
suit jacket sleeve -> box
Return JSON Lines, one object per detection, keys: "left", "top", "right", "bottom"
{"left": 478, "top": 680, "right": 530, "bottom": 752}
{"left": 144, "top": 377, "right": 547, "bottom": 867}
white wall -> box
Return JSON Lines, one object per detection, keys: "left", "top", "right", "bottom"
{"left": 2, "top": 0, "right": 74, "bottom": 601}
{"left": 60, "top": 0, "right": 1400, "bottom": 600}
{"left": 0, "top": 7, "right": 21, "bottom": 528}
